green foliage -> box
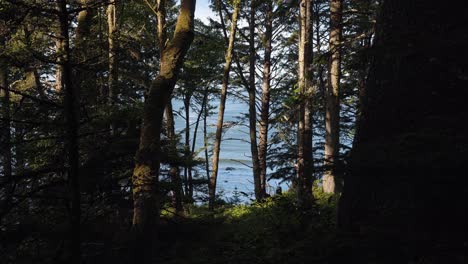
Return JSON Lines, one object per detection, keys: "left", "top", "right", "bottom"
{"left": 156, "top": 192, "right": 338, "bottom": 264}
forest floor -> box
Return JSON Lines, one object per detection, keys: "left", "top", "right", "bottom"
{"left": 153, "top": 192, "right": 339, "bottom": 264}
{"left": 80, "top": 191, "right": 464, "bottom": 264}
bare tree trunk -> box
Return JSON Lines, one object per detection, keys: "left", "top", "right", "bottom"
{"left": 132, "top": 0, "right": 195, "bottom": 262}
{"left": 258, "top": 0, "right": 273, "bottom": 198}
{"left": 165, "top": 101, "right": 184, "bottom": 215}
{"left": 183, "top": 95, "right": 194, "bottom": 200}
{"left": 190, "top": 87, "right": 209, "bottom": 199}
{"left": 107, "top": 0, "right": 119, "bottom": 134}
{"left": 217, "top": 0, "right": 262, "bottom": 201}
{"left": 203, "top": 99, "right": 210, "bottom": 183}
{"left": 58, "top": 1, "right": 81, "bottom": 262}
{"left": 209, "top": 1, "right": 240, "bottom": 210}
{"left": 231, "top": 1, "right": 262, "bottom": 201}
{"left": 296, "top": 0, "right": 314, "bottom": 209}
{"left": 244, "top": 0, "right": 263, "bottom": 201}
{"left": 191, "top": 87, "right": 209, "bottom": 155}
{"left": 323, "top": 0, "right": 343, "bottom": 194}
{"left": 55, "top": 36, "right": 63, "bottom": 92}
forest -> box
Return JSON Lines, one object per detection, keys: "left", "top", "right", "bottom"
{"left": 1, "top": 0, "right": 467, "bottom": 263}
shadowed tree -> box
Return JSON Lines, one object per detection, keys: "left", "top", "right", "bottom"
{"left": 57, "top": 0, "right": 81, "bottom": 262}
{"left": 339, "top": 0, "right": 468, "bottom": 258}
{"left": 0, "top": 39, "right": 13, "bottom": 223}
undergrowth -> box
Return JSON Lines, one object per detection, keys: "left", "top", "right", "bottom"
{"left": 156, "top": 189, "right": 339, "bottom": 264}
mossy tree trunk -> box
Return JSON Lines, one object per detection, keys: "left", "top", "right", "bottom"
{"left": 132, "top": 0, "right": 196, "bottom": 261}
{"left": 157, "top": 0, "right": 185, "bottom": 213}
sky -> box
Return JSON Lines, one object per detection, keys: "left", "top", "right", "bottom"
{"left": 195, "top": 0, "right": 216, "bottom": 23}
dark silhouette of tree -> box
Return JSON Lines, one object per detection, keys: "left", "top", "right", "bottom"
{"left": 339, "top": 0, "right": 468, "bottom": 258}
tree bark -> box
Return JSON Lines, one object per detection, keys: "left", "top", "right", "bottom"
{"left": 243, "top": 0, "right": 263, "bottom": 201}
{"left": 203, "top": 98, "right": 210, "bottom": 184}
{"left": 183, "top": 94, "right": 193, "bottom": 199}
{"left": 296, "top": 0, "right": 314, "bottom": 209}
{"left": 191, "top": 87, "right": 209, "bottom": 156}
{"left": 131, "top": 0, "right": 195, "bottom": 261}
{"left": 323, "top": 0, "right": 342, "bottom": 194}
{"left": 209, "top": 1, "right": 240, "bottom": 210}
{"left": 107, "top": 0, "right": 119, "bottom": 134}
{"left": 258, "top": 0, "right": 273, "bottom": 198}
{"left": 57, "top": 1, "right": 81, "bottom": 262}
{"left": 339, "top": 0, "right": 468, "bottom": 253}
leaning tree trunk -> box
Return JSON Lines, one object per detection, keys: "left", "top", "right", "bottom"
{"left": 296, "top": 0, "right": 314, "bottom": 209}
{"left": 323, "top": 0, "right": 342, "bottom": 194}
{"left": 258, "top": 0, "right": 273, "bottom": 198}
{"left": 57, "top": 1, "right": 81, "bottom": 262}
{"left": 157, "top": 0, "right": 184, "bottom": 213}
{"left": 209, "top": 0, "right": 240, "bottom": 210}
{"left": 339, "top": 0, "right": 468, "bottom": 257}
{"left": 132, "top": 0, "right": 195, "bottom": 262}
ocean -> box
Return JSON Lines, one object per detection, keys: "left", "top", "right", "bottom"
{"left": 173, "top": 95, "right": 287, "bottom": 202}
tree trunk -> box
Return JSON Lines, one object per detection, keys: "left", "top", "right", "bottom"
{"left": 323, "top": 0, "right": 342, "bottom": 194}
{"left": 191, "top": 87, "right": 209, "bottom": 155}
{"left": 209, "top": 1, "right": 240, "bottom": 210}
{"left": 203, "top": 99, "right": 210, "bottom": 184}
{"left": 183, "top": 95, "right": 193, "bottom": 200}
{"left": 258, "top": 0, "right": 273, "bottom": 198}
{"left": 244, "top": 0, "right": 263, "bottom": 201}
{"left": 296, "top": 0, "right": 314, "bottom": 209}
{"left": 57, "top": 1, "right": 81, "bottom": 262}
{"left": 107, "top": 0, "right": 119, "bottom": 134}
{"left": 339, "top": 0, "right": 468, "bottom": 255}
{"left": 157, "top": 0, "right": 184, "bottom": 212}
{"left": 74, "top": 0, "right": 94, "bottom": 108}
{"left": 132, "top": 0, "right": 195, "bottom": 261}
{"left": 165, "top": 101, "right": 184, "bottom": 215}
{"left": 191, "top": 86, "right": 209, "bottom": 199}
